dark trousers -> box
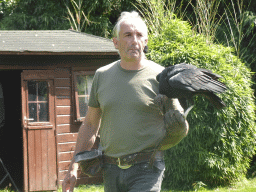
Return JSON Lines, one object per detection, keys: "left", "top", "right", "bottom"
{"left": 103, "top": 160, "right": 165, "bottom": 192}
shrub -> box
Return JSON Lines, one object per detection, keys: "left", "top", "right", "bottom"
{"left": 139, "top": 0, "right": 256, "bottom": 190}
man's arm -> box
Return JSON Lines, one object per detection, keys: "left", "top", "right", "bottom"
{"left": 62, "top": 106, "right": 102, "bottom": 192}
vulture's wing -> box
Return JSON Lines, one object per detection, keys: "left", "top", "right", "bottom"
{"left": 200, "top": 68, "right": 222, "bottom": 80}
{"left": 167, "top": 68, "right": 227, "bottom": 94}
{"left": 167, "top": 69, "right": 208, "bottom": 92}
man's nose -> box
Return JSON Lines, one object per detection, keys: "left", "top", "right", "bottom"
{"left": 131, "top": 35, "right": 138, "bottom": 44}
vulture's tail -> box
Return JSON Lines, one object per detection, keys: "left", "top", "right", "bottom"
{"left": 202, "top": 92, "right": 226, "bottom": 109}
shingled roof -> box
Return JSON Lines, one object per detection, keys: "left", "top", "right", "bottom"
{"left": 0, "top": 30, "right": 118, "bottom": 55}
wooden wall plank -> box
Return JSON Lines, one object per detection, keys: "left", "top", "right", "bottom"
{"left": 56, "top": 115, "right": 72, "bottom": 125}
{"left": 58, "top": 151, "right": 74, "bottom": 162}
{"left": 56, "top": 106, "right": 71, "bottom": 115}
{"left": 58, "top": 142, "right": 76, "bottom": 152}
{"left": 54, "top": 68, "right": 71, "bottom": 78}
{"left": 56, "top": 124, "right": 71, "bottom": 134}
{"left": 56, "top": 124, "right": 80, "bottom": 134}
{"left": 58, "top": 161, "right": 71, "bottom": 172}
{"left": 56, "top": 87, "right": 71, "bottom": 96}
{"left": 55, "top": 78, "right": 71, "bottom": 87}
{"left": 58, "top": 171, "right": 68, "bottom": 181}
{"left": 57, "top": 133, "right": 78, "bottom": 143}
{"left": 56, "top": 97, "right": 71, "bottom": 106}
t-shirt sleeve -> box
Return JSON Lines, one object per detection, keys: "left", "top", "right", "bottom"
{"left": 88, "top": 70, "right": 100, "bottom": 108}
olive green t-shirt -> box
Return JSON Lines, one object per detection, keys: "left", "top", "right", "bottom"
{"left": 89, "top": 60, "right": 165, "bottom": 157}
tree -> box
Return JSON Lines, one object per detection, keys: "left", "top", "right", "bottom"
{"left": 0, "top": 0, "right": 69, "bottom": 30}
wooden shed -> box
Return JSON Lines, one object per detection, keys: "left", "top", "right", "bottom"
{"left": 0, "top": 30, "right": 119, "bottom": 191}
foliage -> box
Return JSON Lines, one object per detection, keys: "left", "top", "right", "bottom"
{"left": 214, "top": 1, "right": 256, "bottom": 95}
{"left": 189, "top": 0, "right": 224, "bottom": 43}
{"left": 0, "top": 0, "right": 70, "bottom": 30}
{"left": 215, "top": 0, "right": 256, "bottom": 63}
{"left": 64, "top": 0, "right": 137, "bottom": 37}
{"left": 135, "top": 0, "right": 256, "bottom": 190}
{"left": 65, "top": 0, "right": 90, "bottom": 32}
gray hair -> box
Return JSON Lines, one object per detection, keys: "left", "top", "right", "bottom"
{"left": 113, "top": 11, "right": 148, "bottom": 39}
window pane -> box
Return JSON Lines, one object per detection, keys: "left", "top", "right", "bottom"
{"left": 77, "top": 75, "right": 86, "bottom": 95}
{"left": 29, "top": 103, "right": 37, "bottom": 122}
{"left": 27, "top": 81, "right": 49, "bottom": 122}
{"left": 39, "top": 103, "right": 48, "bottom": 122}
{"left": 28, "top": 81, "right": 37, "bottom": 101}
{"left": 77, "top": 75, "right": 94, "bottom": 96}
{"left": 76, "top": 74, "right": 94, "bottom": 118}
{"left": 38, "top": 81, "right": 48, "bottom": 101}
{"left": 86, "top": 75, "right": 94, "bottom": 97}
{"left": 78, "top": 97, "right": 88, "bottom": 117}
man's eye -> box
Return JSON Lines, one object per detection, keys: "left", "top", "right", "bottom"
{"left": 138, "top": 33, "right": 143, "bottom": 37}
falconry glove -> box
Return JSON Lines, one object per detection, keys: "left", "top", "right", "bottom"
{"left": 154, "top": 94, "right": 189, "bottom": 150}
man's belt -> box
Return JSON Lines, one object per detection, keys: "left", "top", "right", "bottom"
{"left": 103, "top": 151, "right": 164, "bottom": 169}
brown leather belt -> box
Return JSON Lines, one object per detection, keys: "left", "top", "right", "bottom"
{"left": 103, "top": 151, "right": 164, "bottom": 169}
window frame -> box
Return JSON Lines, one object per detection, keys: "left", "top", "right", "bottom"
{"left": 24, "top": 79, "right": 54, "bottom": 128}
{"left": 73, "top": 71, "right": 95, "bottom": 122}
{"left": 27, "top": 80, "right": 49, "bottom": 123}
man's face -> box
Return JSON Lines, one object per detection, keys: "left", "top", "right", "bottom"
{"left": 113, "top": 20, "right": 148, "bottom": 62}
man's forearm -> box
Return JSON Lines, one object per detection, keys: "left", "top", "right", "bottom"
{"left": 68, "top": 107, "right": 102, "bottom": 172}
{"left": 68, "top": 121, "right": 99, "bottom": 172}
{"left": 74, "top": 121, "right": 98, "bottom": 154}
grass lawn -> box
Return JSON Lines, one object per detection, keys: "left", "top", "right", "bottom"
{"left": 56, "top": 177, "right": 256, "bottom": 192}
{"left": 1, "top": 177, "right": 256, "bottom": 192}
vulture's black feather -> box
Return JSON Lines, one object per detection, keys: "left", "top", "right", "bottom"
{"left": 156, "top": 63, "right": 228, "bottom": 116}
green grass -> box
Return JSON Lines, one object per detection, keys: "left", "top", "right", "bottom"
{"left": 1, "top": 177, "right": 256, "bottom": 192}
{"left": 65, "top": 184, "right": 104, "bottom": 192}
{"left": 61, "top": 177, "right": 256, "bottom": 192}
{"left": 82, "top": 177, "right": 256, "bottom": 192}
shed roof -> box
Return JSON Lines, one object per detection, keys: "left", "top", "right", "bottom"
{"left": 0, "top": 30, "right": 118, "bottom": 55}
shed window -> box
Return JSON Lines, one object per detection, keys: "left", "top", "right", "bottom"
{"left": 27, "top": 81, "right": 49, "bottom": 122}
{"left": 74, "top": 72, "right": 94, "bottom": 122}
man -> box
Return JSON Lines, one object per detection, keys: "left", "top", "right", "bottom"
{"left": 62, "top": 11, "right": 187, "bottom": 192}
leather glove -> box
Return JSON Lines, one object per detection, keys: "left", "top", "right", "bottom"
{"left": 160, "top": 109, "right": 189, "bottom": 150}
{"left": 154, "top": 94, "right": 184, "bottom": 114}
{"left": 154, "top": 94, "right": 189, "bottom": 150}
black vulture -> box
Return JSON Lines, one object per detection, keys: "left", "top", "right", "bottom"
{"left": 156, "top": 63, "right": 228, "bottom": 117}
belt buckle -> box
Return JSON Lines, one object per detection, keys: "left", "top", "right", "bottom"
{"left": 117, "top": 158, "right": 132, "bottom": 169}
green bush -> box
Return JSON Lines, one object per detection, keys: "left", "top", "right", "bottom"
{"left": 145, "top": 4, "right": 256, "bottom": 191}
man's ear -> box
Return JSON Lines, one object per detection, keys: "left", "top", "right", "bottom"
{"left": 145, "top": 38, "right": 148, "bottom": 45}
{"left": 112, "top": 37, "right": 119, "bottom": 49}
{"left": 143, "top": 38, "right": 148, "bottom": 53}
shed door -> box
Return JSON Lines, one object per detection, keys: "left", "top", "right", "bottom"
{"left": 21, "top": 71, "right": 57, "bottom": 191}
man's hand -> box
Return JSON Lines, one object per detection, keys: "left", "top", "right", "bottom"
{"left": 62, "top": 163, "right": 78, "bottom": 192}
